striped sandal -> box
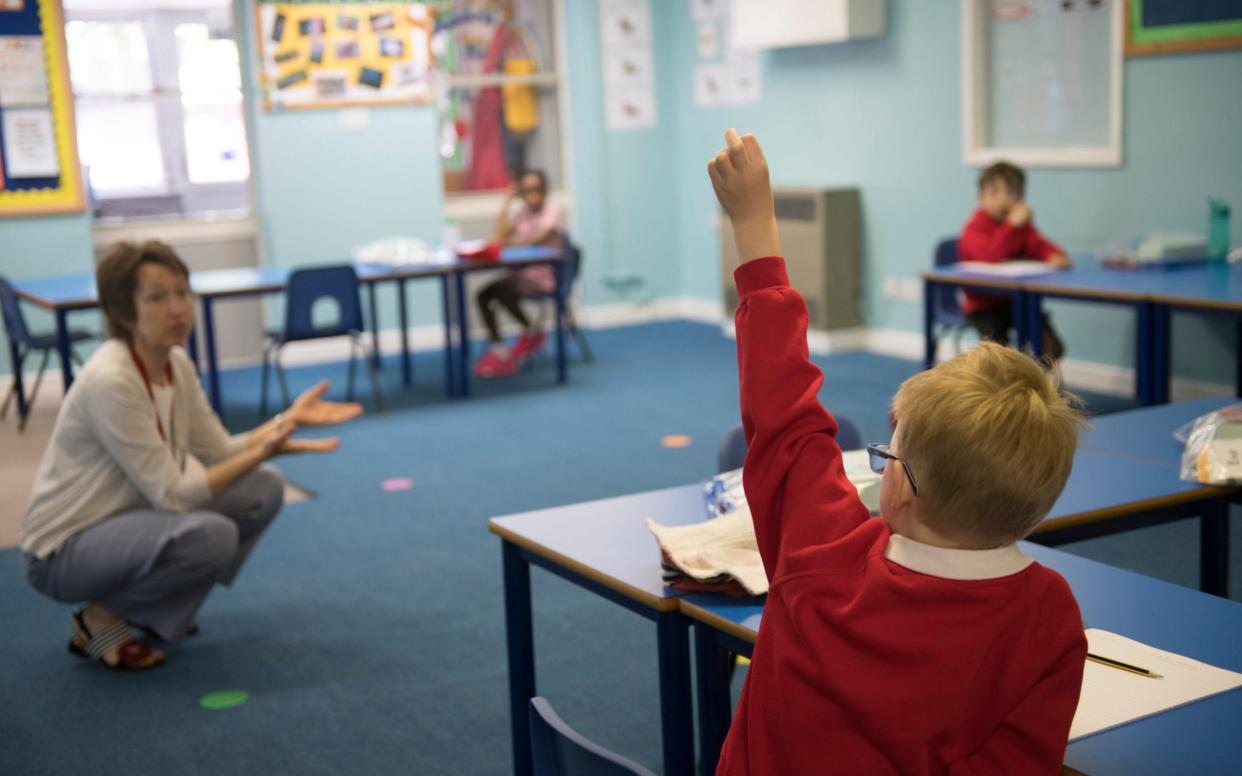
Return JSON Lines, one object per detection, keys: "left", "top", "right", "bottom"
{"left": 67, "top": 610, "right": 164, "bottom": 671}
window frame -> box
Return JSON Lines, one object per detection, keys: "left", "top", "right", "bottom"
{"left": 64, "top": 6, "right": 251, "bottom": 222}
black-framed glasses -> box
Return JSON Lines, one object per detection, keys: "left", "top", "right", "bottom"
{"left": 866, "top": 443, "right": 920, "bottom": 497}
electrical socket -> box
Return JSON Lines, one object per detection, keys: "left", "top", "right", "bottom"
{"left": 882, "top": 277, "right": 922, "bottom": 303}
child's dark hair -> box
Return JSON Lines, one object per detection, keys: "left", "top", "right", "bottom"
{"left": 521, "top": 169, "right": 548, "bottom": 194}
{"left": 978, "top": 161, "right": 1025, "bottom": 199}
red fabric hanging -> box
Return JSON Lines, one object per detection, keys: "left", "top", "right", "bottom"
{"left": 466, "top": 24, "right": 514, "bottom": 191}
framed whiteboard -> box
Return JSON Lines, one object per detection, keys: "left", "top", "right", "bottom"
{"left": 962, "top": 0, "right": 1123, "bottom": 168}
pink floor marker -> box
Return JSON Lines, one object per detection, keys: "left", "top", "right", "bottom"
{"left": 381, "top": 477, "right": 414, "bottom": 492}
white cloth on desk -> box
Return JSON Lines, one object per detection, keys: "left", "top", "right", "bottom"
{"left": 646, "top": 503, "right": 768, "bottom": 596}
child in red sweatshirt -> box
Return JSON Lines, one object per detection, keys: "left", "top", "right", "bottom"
{"left": 708, "top": 130, "right": 1088, "bottom": 775}
{"left": 959, "top": 161, "right": 1070, "bottom": 360}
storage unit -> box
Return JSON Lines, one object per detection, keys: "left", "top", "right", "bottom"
{"left": 720, "top": 187, "right": 862, "bottom": 331}
{"left": 730, "top": 0, "right": 885, "bottom": 51}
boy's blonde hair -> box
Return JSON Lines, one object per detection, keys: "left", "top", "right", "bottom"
{"left": 891, "top": 343, "right": 1087, "bottom": 548}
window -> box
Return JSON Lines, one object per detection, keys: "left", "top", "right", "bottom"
{"left": 435, "top": 0, "right": 564, "bottom": 196}
{"left": 64, "top": 1, "right": 250, "bottom": 221}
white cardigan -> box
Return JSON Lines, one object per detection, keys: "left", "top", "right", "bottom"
{"left": 21, "top": 339, "right": 250, "bottom": 559}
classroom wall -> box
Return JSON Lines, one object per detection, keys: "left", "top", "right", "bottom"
{"left": 667, "top": 0, "right": 1242, "bottom": 385}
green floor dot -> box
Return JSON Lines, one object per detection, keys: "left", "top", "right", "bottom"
{"left": 199, "top": 690, "right": 249, "bottom": 710}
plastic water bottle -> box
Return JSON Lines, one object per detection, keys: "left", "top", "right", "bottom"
{"left": 441, "top": 217, "right": 461, "bottom": 249}
{"left": 1208, "top": 198, "right": 1231, "bottom": 263}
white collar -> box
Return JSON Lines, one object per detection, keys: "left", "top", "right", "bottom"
{"left": 884, "top": 534, "right": 1033, "bottom": 581}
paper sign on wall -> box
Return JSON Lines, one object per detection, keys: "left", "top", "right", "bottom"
{"left": 601, "top": 0, "right": 656, "bottom": 131}
{"left": 2, "top": 108, "right": 58, "bottom": 177}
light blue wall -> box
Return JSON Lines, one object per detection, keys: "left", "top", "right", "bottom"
{"left": 561, "top": 0, "right": 681, "bottom": 306}
{"left": 668, "top": 1, "right": 1242, "bottom": 385}
{"left": 0, "top": 214, "right": 96, "bottom": 376}
{"left": 237, "top": 0, "right": 445, "bottom": 333}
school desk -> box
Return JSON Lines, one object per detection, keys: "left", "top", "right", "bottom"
{"left": 488, "top": 443, "right": 1238, "bottom": 775}
{"left": 9, "top": 246, "right": 564, "bottom": 413}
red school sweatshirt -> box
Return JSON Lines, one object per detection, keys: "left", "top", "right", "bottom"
{"left": 957, "top": 209, "right": 1064, "bottom": 315}
{"left": 718, "top": 256, "right": 1086, "bottom": 776}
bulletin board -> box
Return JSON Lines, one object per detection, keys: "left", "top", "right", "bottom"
{"left": 0, "top": 0, "right": 84, "bottom": 217}
{"left": 1126, "top": 0, "right": 1242, "bottom": 56}
{"left": 962, "top": 0, "right": 1123, "bottom": 168}
{"left": 256, "top": 1, "right": 438, "bottom": 111}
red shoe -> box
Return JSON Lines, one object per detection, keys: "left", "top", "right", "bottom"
{"left": 474, "top": 350, "right": 517, "bottom": 378}
{"left": 511, "top": 331, "right": 547, "bottom": 361}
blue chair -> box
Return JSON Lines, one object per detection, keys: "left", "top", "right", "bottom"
{"left": 0, "top": 276, "right": 92, "bottom": 431}
{"left": 717, "top": 416, "right": 862, "bottom": 473}
{"left": 260, "top": 265, "right": 383, "bottom": 415}
{"left": 529, "top": 697, "right": 656, "bottom": 776}
{"left": 931, "top": 238, "right": 971, "bottom": 360}
{"left": 528, "top": 233, "right": 593, "bottom": 363}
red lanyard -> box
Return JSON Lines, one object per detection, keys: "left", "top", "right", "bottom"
{"left": 129, "top": 346, "right": 175, "bottom": 443}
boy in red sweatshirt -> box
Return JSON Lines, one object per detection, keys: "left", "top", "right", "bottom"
{"left": 959, "top": 161, "right": 1070, "bottom": 360}
{"left": 708, "top": 130, "right": 1088, "bottom": 775}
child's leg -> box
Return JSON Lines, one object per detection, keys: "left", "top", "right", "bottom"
{"left": 1040, "top": 312, "right": 1065, "bottom": 361}
{"left": 476, "top": 277, "right": 521, "bottom": 345}
{"left": 966, "top": 304, "right": 1014, "bottom": 347}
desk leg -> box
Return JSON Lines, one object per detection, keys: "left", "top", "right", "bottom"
{"left": 694, "top": 622, "right": 734, "bottom": 776}
{"left": 202, "top": 297, "right": 223, "bottom": 415}
{"left": 657, "top": 610, "right": 695, "bottom": 776}
{"left": 923, "top": 281, "right": 936, "bottom": 369}
{"left": 1236, "top": 320, "right": 1242, "bottom": 399}
{"left": 555, "top": 270, "right": 567, "bottom": 385}
{"left": 1152, "top": 304, "right": 1171, "bottom": 405}
{"left": 55, "top": 310, "right": 74, "bottom": 391}
{"left": 1200, "top": 498, "right": 1229, "bottom": 598}
{"left": 1136, "top": 302, "right": 1152, "bottom": 406}
{"left": 501, "top": 541, "right": 535, "bottom": 776}
{"left": 367, "top": 282, "right": 381, "bottom": 370}
{"left": 456, "top": 271, "right": 471, "bottom": 398}
{"left": 440, "top": 275, "right": 456, "bottom": 398}
{"left": 1020, "top": 291, "right": 1039, "bottom": 358}
{"left": 398, "top": 279, "right": 411, "bottom": 386}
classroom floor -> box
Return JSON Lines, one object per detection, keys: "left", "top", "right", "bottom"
{"left": 1, "top": 321, "right": 1237, "bottom": 775}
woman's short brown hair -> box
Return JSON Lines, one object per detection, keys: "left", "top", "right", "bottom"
{"left": 96, "top": 240, "right": 190, "bottom": 340}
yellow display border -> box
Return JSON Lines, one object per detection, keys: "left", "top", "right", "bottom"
{"left": 0, "top": 0, "right": 85, "bottom": 217}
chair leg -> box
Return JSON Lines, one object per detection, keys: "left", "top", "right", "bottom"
{"left": 0, "top": 377, "right": 15, "bottom": 421}
{"left": 259, "top": 341, "right": 272, "bottom": 417}
{"left": 275, "top": 347, "right": 291, "bottom": 409}
{"left": 16, "top": 349, "right": 50, "bottom": 432}
{"left": 565, "top": 306, "right": 593, "bottom": 363}
{"left": 358, "top": 335, "right": 385, "bottom": 413}
{"left": 346, "top": 339, "right": 358, "bottom": 403}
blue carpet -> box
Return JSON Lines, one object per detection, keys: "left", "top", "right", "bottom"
{"left": 1, "top": 321, "right": 1236, "bottom": 775}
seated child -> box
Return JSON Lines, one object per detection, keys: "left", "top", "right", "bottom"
{"left": 959, "top": 160, "right": 1070, "bottom": 360}
{"left": 708, "top": 129, "right": 1088, "bottom": 774}
{"left": 473, "top": 169, "right": 564, "bottom": 378}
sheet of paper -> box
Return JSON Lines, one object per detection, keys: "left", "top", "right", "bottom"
{"left": 1069, "top": 629, "right": 1242, "bottom": 741}
{"left": 953, "top": 260, "right": 1058, "bottom": 277}
{"left": 2, "top": 108, "right": 58, "bottom": 177}
{"left": 0, "top": 37, "right": 50, "bottom": 107}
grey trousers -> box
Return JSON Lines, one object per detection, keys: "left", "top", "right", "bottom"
{"left": 22, "top": 464, "right": 284, "bottom": 642}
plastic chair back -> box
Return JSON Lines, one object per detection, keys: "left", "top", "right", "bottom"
{"left": 0, "top": 276, "right": 34, "bottom": 347}
{"left": 529, "top": 697, "right": 656, "bottom": 776}
{"left": 717, "top": 416, "right": 862, "bottom": 473}
{"left": 282, "top": 265, "right": 364, "bottom": 342}
{"left": 932, "top": 238, "right": 967, "bottom": 327}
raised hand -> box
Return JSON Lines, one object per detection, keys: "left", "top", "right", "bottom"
{"left": 288, "top": 380, "right": 363, "bottom": 427}
{"left": 1007, "top": 202, "right": 1032, "bottom": 228}
{"left": 708, "top": 128, "right": 781, "bottom": 263}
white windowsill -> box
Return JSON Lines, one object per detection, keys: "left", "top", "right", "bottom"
{"left": 443, "top": 189, "right": 572, "bottom": 222}
{"left": 91, "top": 213, "right": 258, "bottom": 249}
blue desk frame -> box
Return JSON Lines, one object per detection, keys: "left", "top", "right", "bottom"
{"left": 489, "top": 485, "right": 708, "bottom": 776}
{"left": 923, "top": 261, "right": 1242, "bottom": 407}
{"left": 10, "top": 246, "right": 565, "bottom": 414}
